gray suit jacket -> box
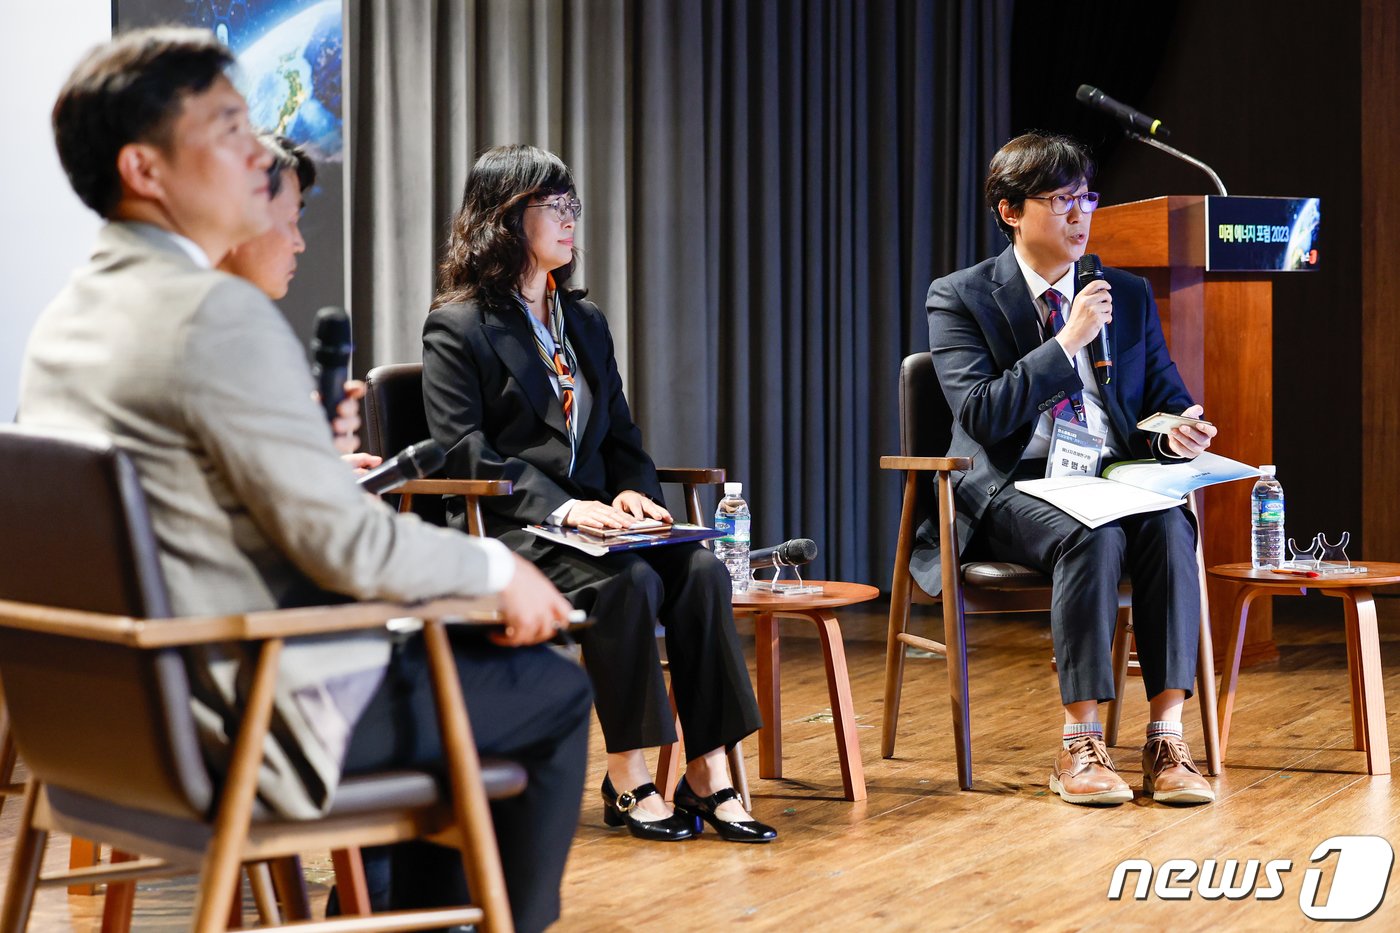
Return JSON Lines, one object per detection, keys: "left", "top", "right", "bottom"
{"left": 20, "top": 222, "right": 512, "bottom": 817}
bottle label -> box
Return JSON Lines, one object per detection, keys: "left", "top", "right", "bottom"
{"left": 1255, "top": 498, "right": 1284, "bottom": 523}
{"left": 715, "top": 515, "right": 749, "bottom": 544}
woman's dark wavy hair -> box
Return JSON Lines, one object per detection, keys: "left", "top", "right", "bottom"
{"left": 433, "top": 144, "right": 580, "bottom": 310}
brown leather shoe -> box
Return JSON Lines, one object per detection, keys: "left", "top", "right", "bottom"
{"left": 1142, "top": 735, "right": 1216, "bottom": 804}
{"left": 1049, "top": 735, "right": 1133, "bottom": 805}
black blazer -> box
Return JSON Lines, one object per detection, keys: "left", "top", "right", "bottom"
{"left": 422, "top": 293, "right": 663, "bottom": 540}
{"left": 910, "top": 245, "right": 1194, "bottom": 594}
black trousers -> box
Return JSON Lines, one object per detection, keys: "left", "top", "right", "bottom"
{"left": 970, "top": 464, "right": 1201, "bottom": 706}
{"left": 503, "top": 534, "right": 762, "bottom": 761}
{"left": 341, "top": 630, "right": 592, "bottom": 933}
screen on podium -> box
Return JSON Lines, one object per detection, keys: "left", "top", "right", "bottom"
{"left": 1205, "top": 195, "right": 1320, "bottom": 272}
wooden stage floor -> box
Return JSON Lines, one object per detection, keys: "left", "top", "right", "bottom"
{"left": 4, "top": 598, "right": 1397, "bottom": 930}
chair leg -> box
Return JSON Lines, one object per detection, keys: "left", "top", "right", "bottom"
{"left": 882, "top": 471, "right": 920, "bottom": 760}
{"left": 880, "top": 584, "right": 912, "bottom": 760}
{"left": 423, "top": 619, "right": 514, "bottom": 933}
{"left": 1194, "top": 593, "right": 1222, "bottom": 777}
{"left": 330, "top": 848, "right": 372, "bottom": 916}
{"left": 226, "top": 871, "right": 244, "bottom": 929}
{"left": 727, "top": 743, "right": 751, "bottom": 811}
{"left": 99, "top": 851, "right": 139, "bottom": 933}
{"left": 942, "top": 591, "right": 972, "bottom": 791}
{"left": 1188, "top": 497, "right": 1222, "bottom": 776}
{"left": 190, "top": 639, "right": 284, "bottom": 933}
{"left": 245, "top": 862, "right": 280, "bottom": 925}
{"left": 1104, "top": 611, "right": 1132, "bottom": 747}
{"left": 67, "top": 837, "right": 101, "bottom": 896}
{"left": 0, "top": 701, "right": 16, "bottom": 819}
{"left": 655, "top": 682, "right": 683, "bottom": 801}
{"left": 1, "top": 781, "right": 49, "bottom": 933}
{"left": 267, "top": 856, "right": 311, "bottom": 920}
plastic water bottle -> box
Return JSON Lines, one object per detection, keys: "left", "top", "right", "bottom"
{"left": 713, "top": 482, "right": 751, "bottom": 594}
{"left": 1251, "top": 465, "right": 1285, "bottom": 569}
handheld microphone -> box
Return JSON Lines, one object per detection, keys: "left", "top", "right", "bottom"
{"left": 749, "top": 538, "right": 817, "bottom": 570}
{"left": 1076, "top": 254, "right": 1111, "bottom": 386}
{"left": 1075, "top": 85, "right": 1170, "bottom": 140}
{"left": 311, "top": 306, "right": 352, "bottom": 423}
{"left": 357, "top": 440, "right": 446, "bottom": 496}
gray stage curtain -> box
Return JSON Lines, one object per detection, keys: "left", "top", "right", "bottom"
{"left": 348, "top": 0, "right": 1011, "bottom": 585}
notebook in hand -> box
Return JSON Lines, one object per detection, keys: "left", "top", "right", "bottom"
{"left": 523, "top": 522, "right": 722, "bottom": 557}
{"left": 1014, "top": 452, "right": 1260, "bottom": 529}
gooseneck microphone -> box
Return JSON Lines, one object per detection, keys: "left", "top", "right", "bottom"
{"left": 311, "top": 306, "right": 352, "bottom": 423}
{"left": 749, "top": 538, "right": 818, "bottom": 570}
{"left": 1075, "top": 85, "right": 1169, "bottom": 140}
{"left": 1076, "top": 254, "right": 1111, "bottom": 386}
{"left": 357, "top": 440, "right": 446, "bottom": 496}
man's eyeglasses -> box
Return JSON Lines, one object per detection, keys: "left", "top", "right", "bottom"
{"left": 1025, "top": 192, "right": 1100, "bottom": 215}
{"left": 526, "top": 196, "right": 583, "bottom": 223}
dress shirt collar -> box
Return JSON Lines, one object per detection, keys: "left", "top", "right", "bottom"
{"left": 1012, "top": 245, "right": 1074, "bottom": 318}
{"left": 155, "top": 227, "right": 212, "bottom": 269}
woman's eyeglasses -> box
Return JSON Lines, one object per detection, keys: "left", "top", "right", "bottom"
{"left": 526, "top": 196, "right": 583, "bottom": 222}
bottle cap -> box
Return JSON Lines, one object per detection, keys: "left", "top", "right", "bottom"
{"left": 1259, "top": 465, "right": 1276, "bottom": 475}
{"left": 724, "top": 482, "right": 742, "bottom": 495}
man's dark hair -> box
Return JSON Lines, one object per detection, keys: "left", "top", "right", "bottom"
{"left": 261, "top": 133, "right": 316, "bottom": 199}
{"left": 52, "top": 27, "right": 234, "bottom": 218}
{"left": 274, "top": 133, "right": 317, "bottom": 194}
{"left": 984, "top": 132, "right": 1096, "bottom": 240}
{"left": 433, "top": 144, "right": 579, "bottom": 310}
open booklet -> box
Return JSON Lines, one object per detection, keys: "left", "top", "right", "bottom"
{"left": 523, "top": 522, "right": 722, "bottom": 557}
{"left": 1014, "top": 452, "right": 1260, "bottom": 529}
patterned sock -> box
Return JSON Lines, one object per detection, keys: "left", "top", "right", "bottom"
{"left": 1147, "top": 720, "right": 1183, "bottom": 742}
{"left": 1063, "top": 721, "right": 1103, "bottom": 748}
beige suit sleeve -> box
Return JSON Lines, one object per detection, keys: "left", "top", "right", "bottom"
{"left": 179, "top": 278, "right": 513, "bottom": 601}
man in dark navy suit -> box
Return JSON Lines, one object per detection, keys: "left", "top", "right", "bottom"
{"left": 913, "top": 132, "right": 1217, "bottom": 806}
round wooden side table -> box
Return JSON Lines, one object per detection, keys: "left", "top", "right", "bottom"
{"left": 730, "top": 581, "right": 880, "bottom": 802}
{"left": 1207, "top": 561, "right": 1400, "bottom": 775}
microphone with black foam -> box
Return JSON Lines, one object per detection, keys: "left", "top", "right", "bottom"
{"left": 749, "top": 538, "right": 818, "bottom": 570}
{"left": 1076, "top": 85, "right": 1170, "bottom": 140}
{"left": 311, "top": 306, "right": 352, "bottom": 423}
{"left": 1076, "top": 253, "right": 1112, "bottom": 386}
{"left": 357, "top": 440, "right": 446, "bottom": 496}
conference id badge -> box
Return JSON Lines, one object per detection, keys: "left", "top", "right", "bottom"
{"left": 1046, "top": 422, "right": 1104, "bottom": 478}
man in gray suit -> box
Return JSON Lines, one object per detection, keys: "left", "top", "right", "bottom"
{"left": 21, "top": 27, "right": 588, "bottom": 930}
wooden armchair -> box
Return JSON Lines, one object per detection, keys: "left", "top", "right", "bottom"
{"left": 879, "top": 352, "right": 1221, "bottom": 790}
{"left": 0, "top": 424, "right": 522, "bottom": 932}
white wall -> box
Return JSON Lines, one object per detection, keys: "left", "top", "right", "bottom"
{"left": 0, "top": 0, "right": 110, "bottom": 420}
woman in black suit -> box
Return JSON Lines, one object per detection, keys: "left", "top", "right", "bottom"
{"left": 422, "top": 144, "right": 775, "bottom": 844}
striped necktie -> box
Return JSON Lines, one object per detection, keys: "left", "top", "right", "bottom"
{"left": 1043, "top": 289, "right": 1086, "bottom": 426}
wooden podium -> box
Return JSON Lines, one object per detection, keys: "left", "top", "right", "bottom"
{"left": 1093, "top": 196, "right": 1279, "bottom": 667}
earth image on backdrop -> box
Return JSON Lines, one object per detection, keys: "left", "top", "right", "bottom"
{"left": 233, "top": 1, "right": 343, "bottom": 161}
{"left": 115, "top": 0, "right": 347, "bottom": 352}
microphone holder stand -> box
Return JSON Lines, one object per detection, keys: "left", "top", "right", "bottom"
{"left": 748, "top": 557, "right": 823, "bottom": 597}
{"left": 1127, "top": 131, "right": 1229, "bottom": 196}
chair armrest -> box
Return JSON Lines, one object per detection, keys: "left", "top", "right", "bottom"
{"left": 0, "top": 595, "right": 499, "bottom": 649}
{"left": 656, "top": 467, "right": 725, "bottom": 486}
{"left": 879, "top": 456, "right": 973, "bottom": 472}
{"left": 398, "top": 478, "right": 513, "bottom": 497}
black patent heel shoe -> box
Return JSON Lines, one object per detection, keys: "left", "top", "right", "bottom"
{"left": 600, "top": 776, "right": 695, "bottom": 841}
{"left": 673, "top": 777, "right": 777, "bottom": 843}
